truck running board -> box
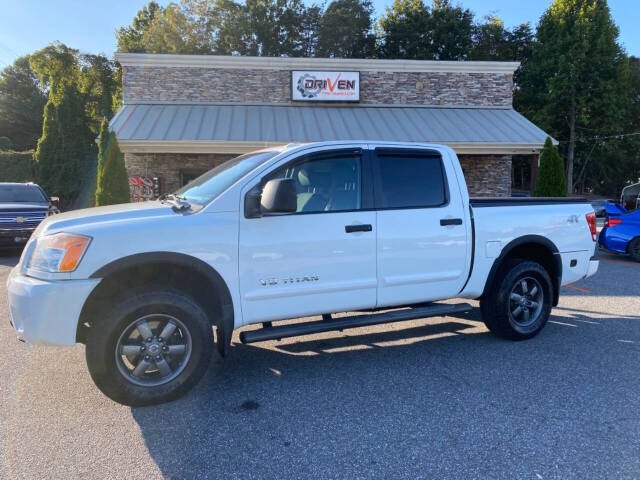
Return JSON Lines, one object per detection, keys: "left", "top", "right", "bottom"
{"left": 239, "top": 302, "right": 473, "bottom": 344}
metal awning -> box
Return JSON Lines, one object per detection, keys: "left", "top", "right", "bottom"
{"left": 110, "top": 103, "right": 554, "bottom": 155}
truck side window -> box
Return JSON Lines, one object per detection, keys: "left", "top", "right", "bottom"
{"left": 374, "top": 153, "right": 447, "bottom": 209}
{"left": 268, "top": 153, "right": 362, "bottom": 213}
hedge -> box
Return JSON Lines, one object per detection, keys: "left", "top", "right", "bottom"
{"left": 0, "top": 151, "right": 36, "bottom": 183}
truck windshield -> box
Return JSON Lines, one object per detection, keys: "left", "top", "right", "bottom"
{"left": 0, "top": 185, "right": 47, "bottom": 203}
{"left": 175, "top": 150, "right": 279, "bottom": 206}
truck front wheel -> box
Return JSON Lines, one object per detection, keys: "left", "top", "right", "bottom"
{"left": 85, "top": 289, "right": 214, "bottom": 406}
{"left": 480, "top": 260, "right": 553, "bottom": 340}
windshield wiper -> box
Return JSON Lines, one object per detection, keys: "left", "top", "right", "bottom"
{"left": 161, "top": 193, "right": 191, "bottom": 211}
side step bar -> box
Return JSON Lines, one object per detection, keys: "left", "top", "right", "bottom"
{"left": 239, "top": 302, "right": 473, "bottom": 344}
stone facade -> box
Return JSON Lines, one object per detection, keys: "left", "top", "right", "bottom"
{"left": 122, "top": 66, "right": 513, "bottom": 107}
{"left": 458, "top": 155, "right": 512, "bottom": 197}
{"left": 125, "top": 152, "right": 235, "bottom": 193}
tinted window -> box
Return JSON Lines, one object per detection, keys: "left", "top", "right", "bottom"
{"left": 267, "top": 153, "right": 362, "bottom": 213}
{"left": 375, "top": 154, "right": 446, "bottom": 208}
{"left": 0, "top": 185, "right": 47, "bottom": 203}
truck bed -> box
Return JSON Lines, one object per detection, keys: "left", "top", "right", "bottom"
{"left": 470, "top": 197, "right": 589, "bottom": 207}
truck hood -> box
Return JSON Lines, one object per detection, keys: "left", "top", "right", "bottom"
{"left": 0, "top": 202, "right": 49, "bottom": 211}
{"left": 36, "top": 201, "right": 176, "bottom": 235}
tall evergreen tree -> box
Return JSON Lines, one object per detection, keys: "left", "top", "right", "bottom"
{"left": 31, "top": 44, "right": 93, "bottom": 208}
{"left": 95, "top": 121, "right": 130, "bottom": 206}
{"left": 534, "top": 137, "right": 567, "bottom": 197}
{"left": 516, "top": 0, "right": 630, "bottom": 194}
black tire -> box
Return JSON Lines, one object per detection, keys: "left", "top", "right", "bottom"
{"left": 628, "top": 237, "right": 640, "bottom": 262}
{"left": 86, "top": 289, "right": 214, "bottom": 406}
{"left": 480, "top": 259, "right": 553, "bottom": 340}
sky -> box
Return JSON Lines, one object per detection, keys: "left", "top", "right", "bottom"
{"left": 0, "top": 0, "right": 638, "bottom": 68}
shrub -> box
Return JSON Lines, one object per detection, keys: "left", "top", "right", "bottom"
{"left": 534, "top": 137, "right": 566, "bottom": 197}
{"left": 0, "top": 151, "right": 35, "bottom": 182}
{"left": 95, "top": 120, "right": 130, "bottom": 205}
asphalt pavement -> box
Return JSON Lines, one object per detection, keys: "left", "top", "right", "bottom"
{"left": 0, "top": 249, "right": 638, "bottom": 479}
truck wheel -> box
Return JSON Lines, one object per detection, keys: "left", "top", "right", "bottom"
{"left": 85, "top": 289, "right": 214, "bottom": 406}
{"left": 480, "top": 260, "right": 552, "bottom": 340}
{"left": 629, "top": 238, "right": 640, "bottom": 262}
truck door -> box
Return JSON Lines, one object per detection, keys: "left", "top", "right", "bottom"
{"left": 238, "top": 146, "right": 377, "bottom": 324}
{"left": 372, "top": 147, "right": 469, "bottom": 307}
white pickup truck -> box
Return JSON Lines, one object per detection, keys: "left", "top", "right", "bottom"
{"left": 7, "top": 142, "right": 599, "bottom": 405}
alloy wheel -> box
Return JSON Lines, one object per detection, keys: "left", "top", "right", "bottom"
{"left": 115, "top": 314, "right": 192, "bottom": 387}
{"left": 508, "top": 276, "right": 544, "bottom": 332}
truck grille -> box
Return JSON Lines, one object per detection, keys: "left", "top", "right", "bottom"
{"left": 0, "top": 211, "right": 47, "bottom": 231}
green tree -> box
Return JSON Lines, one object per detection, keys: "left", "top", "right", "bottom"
{"left": 118, "top": 1, "right": 217, "bottom": 54}
{"left": 516, "top": 0, "right": 630, "bottom": 195}
{"left": 0, "top": 56, "right": 47, "bottom": 151}
{"left": 95, "top": 121, "right": 130, "bottom": 206}
{"left": 316, "top": 0, "right": 375, "bottom": 58}
{"left": 535, "top": 137, "right": 567, "bottom": 197}
{"left": 0, "top": 136, "right": 12, "bottom": 150}
{"left": 377, "top": 0, "right": 430, "bottom": 59}
{"left": 30, "top": 44, "right": 93, "bottom": 208}
{"left": 377, "top": 0, "right": 473, "bottom": 60}
{"left": 116, "top": 2, "right": 165, "bottom": 53}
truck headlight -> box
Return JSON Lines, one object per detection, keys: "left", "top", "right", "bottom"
{"left": 27, "top": 233, "right": 91, "bottom": 273}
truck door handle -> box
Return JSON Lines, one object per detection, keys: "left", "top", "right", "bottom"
{"left": 345, "top": 224, "right": 373, "bottom": 233}
{"left": 440, "top": 218, "right": 463, "bottom": 226}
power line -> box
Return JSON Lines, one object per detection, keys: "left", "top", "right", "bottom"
{"left": 556, "top": 132, "right": 640, "bottom": 143}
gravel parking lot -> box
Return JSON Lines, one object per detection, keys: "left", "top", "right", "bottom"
{"left": 0, "top": 249, "right": 638, "bottom": 480}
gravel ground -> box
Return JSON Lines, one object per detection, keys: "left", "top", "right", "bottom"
{"left": 0, "top": 250, "right": 638, "bottom": 480}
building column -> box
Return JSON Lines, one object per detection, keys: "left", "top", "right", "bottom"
{"left": 457, "top": 154, "right": 512, "bottom": 197}
{"left": 530, "top": 154, "right": 539, "bottom": 195}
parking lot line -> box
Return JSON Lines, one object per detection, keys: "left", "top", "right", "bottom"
{"left": 564, "top": 284, "right": 593, "bottom": 293}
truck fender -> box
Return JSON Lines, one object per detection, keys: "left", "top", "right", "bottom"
{"left": 482, "top": 235, "right": 563, "bottom": 306}
{"left": 90, "top": 251, "right": 234, "bottom": 356}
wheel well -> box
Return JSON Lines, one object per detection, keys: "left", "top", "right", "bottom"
{"left": 626, "top": 236, "right": 640, "bottom": 253}
{"left": 77, "top": 257, "right": 234, "bottom": 356}
{"left": 484, "top": 240, "right": 561, "bottom": 306}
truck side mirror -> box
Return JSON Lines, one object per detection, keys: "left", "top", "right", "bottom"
{"left": 260, "top": 178, "right": 297, "bottom": 214}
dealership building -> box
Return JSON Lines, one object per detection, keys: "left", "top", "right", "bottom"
{"left": 112, "top": 53, "right": 551, "bottom": 198}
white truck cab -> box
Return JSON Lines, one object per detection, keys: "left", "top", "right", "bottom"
{"left": 7, "top": 142, "right": 599, "bottom": 405}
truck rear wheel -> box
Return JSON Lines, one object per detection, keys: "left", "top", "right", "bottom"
{"left": 480, "top": 259, "right": 552, "bottom": 340}
{"left": 85, "top": 289, "right": 214, "bottom": 406}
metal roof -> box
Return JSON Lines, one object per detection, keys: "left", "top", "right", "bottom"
{"left": 110, "top": 103, "right": 553, "bottom": 155}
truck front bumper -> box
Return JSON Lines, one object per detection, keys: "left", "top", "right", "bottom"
{"left": 0, "top": 228, "right": 35, "bottom": 248}
{"left": 6, "top": 268, "right": 100, "bottom": 346}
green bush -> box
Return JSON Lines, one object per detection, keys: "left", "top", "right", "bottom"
{"left": 0, "top": 150, "right": 35, "bottom": 182}
{"left": 534, "top": 137, "right": 567, "bottom": 197}
{"left": 95, "top": 120, "right": 130, "bottom": 206}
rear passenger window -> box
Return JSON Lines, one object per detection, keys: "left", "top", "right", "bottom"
{"left": 374, "top": 153, "right": 447, "bottom": 209}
